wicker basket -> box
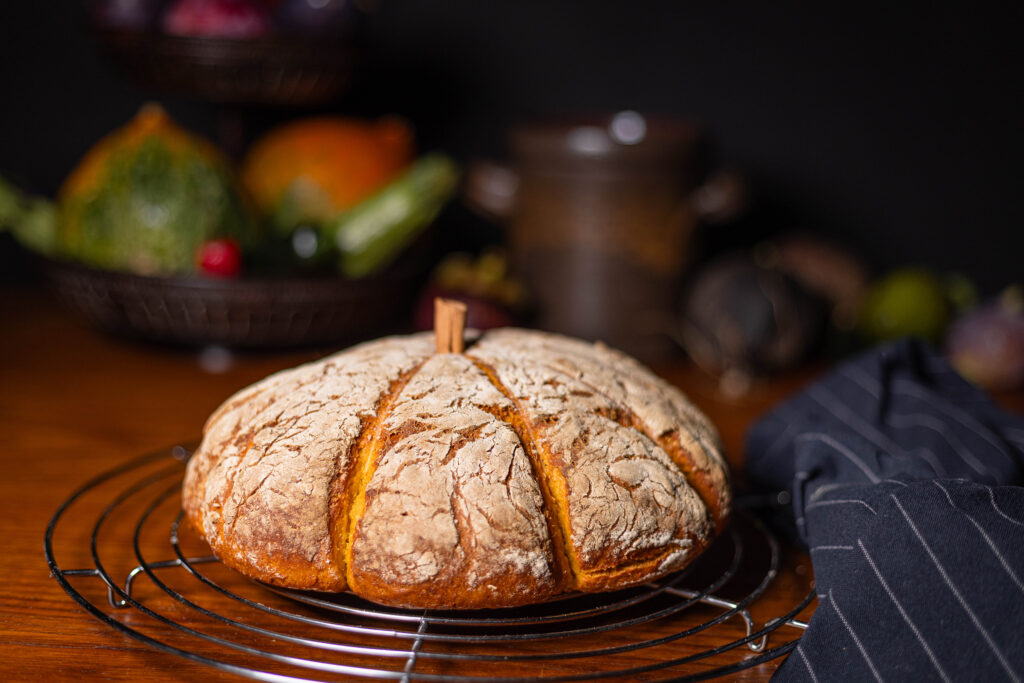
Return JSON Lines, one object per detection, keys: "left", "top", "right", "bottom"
{"left": 42, "top": 257, "right": 426, "bottom": 349}
{"left": 94, "top": 28, "right": 360, "bottom": 106}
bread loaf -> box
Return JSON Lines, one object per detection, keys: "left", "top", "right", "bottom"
{"left": 182, "top": 328, "right": 730, "bottom": 609}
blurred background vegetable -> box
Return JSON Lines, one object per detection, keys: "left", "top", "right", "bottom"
{"left": 12, "top": 104, "right": 457, "bottom": 286}
{"left": 0, "top": 176, "right": 57, "bottom": 256}
{"left": 331, "top": 153, "right": 458, "bottom": 278}
{"left": 56, "top": 104, "right": 257, "bottom": 276}
{"left": 240, "top": 116, "right": 413, "bottom": 235}
{"left": 2, "top": 2, "right": 1021, "bottom": 365}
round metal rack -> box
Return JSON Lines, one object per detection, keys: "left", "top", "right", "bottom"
{"left": 45, "top": 445, "right": 813, "bottom": 682}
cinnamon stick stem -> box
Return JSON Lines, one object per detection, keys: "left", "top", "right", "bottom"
{"left": 434, "top": 298, "right": 468, "bottom": 354}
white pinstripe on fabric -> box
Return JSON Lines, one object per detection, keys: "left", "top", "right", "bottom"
{"left": 885, "top": 411, "right": 995, "bottom": 478}
{"left": 892, "top": 379, "right": 1017, "bottom": 466}
{"left": 828, "top": 589, "right": 884, "bottom": 683}
{"left": 857, "top": 539, "right": 951, "bottom": 683}
{"left": 891, "top": 494, "right": 1020, "bottom": 682}
{"left": 839, "top": 363, "right": 885, "bottom": 399}
{"left": 983, "top": 485, "right": 1024, "bottom": 527}
{"left": 796, "top": 645, "right": 820, "bottom": 683}
{"left": 932, "top": 481, "right": 1024, "bottom": 594}
{"left": 842, "top": 365, "right": 1015, "bottom": 471}
{"left": 809, "top": 385, "right": 950, "bottom": 476}
{"left": 807, "top": 483, "right": 842, "bottom": 499}
{"left": 808, "top": 482, "right": 861, "bottom": 501}
{"left": 805, "top": 498, "right": 877, "bottom": 515}
{"left": 794, "top": 432, "right": 881, "bottom": 483}
{"left": 810, "top": 545, "right": 854, "bottom": 552}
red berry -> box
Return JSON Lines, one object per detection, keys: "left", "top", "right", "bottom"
{"left": 196, "top": 238, "right": 242, "bottom": 277}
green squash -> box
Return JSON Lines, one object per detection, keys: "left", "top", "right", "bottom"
{"left": 58, "top": 105, "right": 257, "bottom": 276}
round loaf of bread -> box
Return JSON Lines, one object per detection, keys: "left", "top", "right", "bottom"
{"left": 183, "top": 328, "right": 730, "bottom": 609}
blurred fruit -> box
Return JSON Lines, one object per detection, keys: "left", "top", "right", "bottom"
{"left": 241, "top": 116, "right": 413, "bottom": 233}
{"left": 678, "top": 254, "right": 826, "bottom": 393}
{"left": 414, "top": 249, "right": 529, "bottom": 331}
{"left": 946, "top": 287, "right": 1024, "bottom": 390}
{"left": 432, "top": 249, "right": 528, "bottom": 307}
{"left": 57, "top": 104, "right": 256, "bottom": 276}
{"left": 857, "top": 267, "right": 950, "bottom": 343}
{"left": 330, "top": 154, "right": 459, "bottom": 278}
{"left": 757, "top": 234, "right": 869, "bottom": 330}
{"left": 162, "top": 0, "right": 273, "bottom": 38}
{"left": 196, "top": 237, "right": 243, "bottom": 277}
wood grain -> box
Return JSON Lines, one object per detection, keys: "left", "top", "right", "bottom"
{"left": 9, "top": 285, "right": 1014, "bottom": 682}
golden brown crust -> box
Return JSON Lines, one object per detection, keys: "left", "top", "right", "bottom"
{"left": 182, "top": 333, "right": 435, "bottom": 591}
{"left": 346, "top": 354, "right": 561, "bottom": 609}
{"left": 467, "top": 359, "right": 575, "bottom": 591}
{"left": 183, "top": 328, "right": 731, "bottom": 608}
{"left": 476, "top": 329, "right": 731, "bottom": 531}
{"left": 468, "top": 343, "right": 712, "bottom": 594}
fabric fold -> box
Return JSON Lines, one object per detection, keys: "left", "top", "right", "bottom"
{"left": 746, "top": 339, "right": 1024, "bottom": 682}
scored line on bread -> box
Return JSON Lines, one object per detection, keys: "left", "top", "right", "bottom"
{"left": 182, "top": 300, "right": 730, "bottom": 609}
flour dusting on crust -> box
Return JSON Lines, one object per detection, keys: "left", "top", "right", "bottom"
{"left": 183, "top": 328, "right": 730, "bottom": 606}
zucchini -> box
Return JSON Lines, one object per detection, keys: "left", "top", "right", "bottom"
{"left": 330, "top": 154, "right": 459, "bottom": 278}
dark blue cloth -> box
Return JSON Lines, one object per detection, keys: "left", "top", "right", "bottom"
{"left": 746, "top": 339, "right": 1024, "bottom": 682}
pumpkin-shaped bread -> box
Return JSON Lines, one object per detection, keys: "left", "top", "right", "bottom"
{"left": 183, "top": 327, "right": 731, "bottom": 609}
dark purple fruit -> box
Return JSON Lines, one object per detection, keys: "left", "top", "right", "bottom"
{"left": 413, "top": 250, "right": 529, "bottom": 332}
{"left": 946, "top": 287, "right": 1024, "bottom": 391}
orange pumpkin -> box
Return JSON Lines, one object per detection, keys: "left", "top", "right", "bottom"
{"left": 241, "top": 116, "right": 414, "bottom": 231}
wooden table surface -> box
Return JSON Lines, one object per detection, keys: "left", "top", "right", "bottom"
{"left": 0, "top": 284, "right": 850, "bottom": 682}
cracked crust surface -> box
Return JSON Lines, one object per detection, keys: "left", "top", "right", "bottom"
{"left": 183, "top": 328, "right": 731, "bottom": 608}
{"left": 469, "top": 339, "right": 715, "bottom": 593}
{"left": 347, "top": 353, "right": 561, "bottom": 608}
{"left": 473, "top": 329, "right": 730, "bottom": 528}
{"left": 182, "top": 333, "right": 435, "bottom": 590}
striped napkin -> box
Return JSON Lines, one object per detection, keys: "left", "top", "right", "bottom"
{"left": 746, "top": 339, "right": 1024, "bottom": 682}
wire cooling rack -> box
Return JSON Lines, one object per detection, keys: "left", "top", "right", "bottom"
{"left": 45, "top": 445, "right": 813, "bottom": 682}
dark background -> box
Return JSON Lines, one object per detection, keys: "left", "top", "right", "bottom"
{"left": 1, "top": 1, "right": 1022, "bottom": 292}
